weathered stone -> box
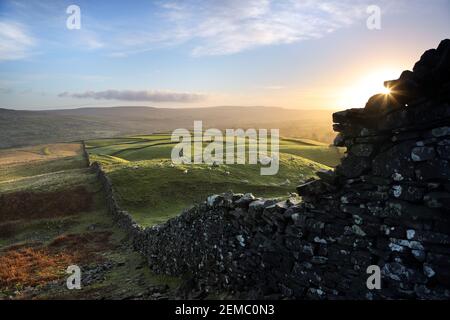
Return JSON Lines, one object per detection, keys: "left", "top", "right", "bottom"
{"left": 438, "top": 139, "right": 450, "bottom": 146}
{"left": 350, "top": 144, "right": 374, "bottom": 157}
{"left": 411, "top": 146, "right": 436, "bottom": 162}
{"left": 415, "top": 159, "right": 450, "bottom": 181}
{"left": 337, "top": 156, "right": 371, "bottom": 178}
{"left": 389, "top": 185, "right": 425, "bottom": 202}
{"left": 311, "top": 256, "right": 328, "bottom": 264}
{"left": 316, "top": 169, "right": 337, "bottom": 183}
{"left": 373, "top": 142, "right": 416, "bottom": 179}
{"left": 431, "top": 126, "right": 450, "bottom": 137}
{"left": 235, "top": 193, "right": 256, "bottom": 207}
{"left": 410, "top": 230, "right": 450, "bottom": 245}
{"left": 207, "top": 194, "right": 224, "bottom": 207}
{"left": 382, "top": 262, "right": 427, "bottom": 284}
{"left": 412, "top": 249, "right": 426, "bottom": 262}
{"left": 296, "top": 180, "right": 335, "bottom": 197}
{"left": 362, "top": 175, "right": 391, "bottom": 185}
{"left": 391, "top": 131, "right": 420, "bottom": 143}
{"left": 427, "top": 253, "right": 450, "bottom": 267}
{"left": 340, "top": 204, "right": 365, "bottom": 215}
{"left": 364, "top": 93, "right": 403, "bottom": 115}
{"left": 384, "top": 200, "right": 438, "bottom": 219}
{"left": 437, "top": 145, "right": 450, "bottom": 159}
{"left": 423, "top": 192, "right": 450, "bottom": 208}
{"left": 332, "top": 108, "right": 367, "bottom": 125}
{"left": 333, "top": 133, "right": 345, "bottom": 147}
{"left": 88, "top": 40, "right": 450, "bottom": 301}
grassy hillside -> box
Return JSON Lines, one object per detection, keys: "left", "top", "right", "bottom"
{"left": 0, "top": 137, "right": 343, "bottom": 298}
{"left": 0, "top": 143, "right": 180, "bottom": 299}
{"left": 0, "top": 143, "right": 92, "bottom": 193}
{"left": 0, "top": 106, "right": 337, "bottom": 148}
{"left": 86, "top": 134, "right": 344, "bottom": 226}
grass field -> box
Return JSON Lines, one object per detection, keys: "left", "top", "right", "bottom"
{"left": 0, "top": 137, "right": 343, "bottom": 298}
{"left": 0, "top": 143, "right": 93, "bottom": 194}
{"left": 0, "top": 142, "right": 180, "bottom": 299}
{"left": 86, "top": 134, "right": 344, "bottom": 226}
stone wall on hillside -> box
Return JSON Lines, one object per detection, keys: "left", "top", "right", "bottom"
{"left": 89, "top": 39, "right": 450, "bottom": 300}
{"left": 81, "top": 140, "right": 90, "bottom": 167}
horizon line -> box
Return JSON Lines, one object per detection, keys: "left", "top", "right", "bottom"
{"left": 0, "top": 105, "right": 344, "bottom": 112}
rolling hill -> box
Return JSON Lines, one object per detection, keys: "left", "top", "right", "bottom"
{"left": 0, "top": 142, "right": 180, "bottom": 299}
{"left": 86, "top": 134, "right": 344, "bottom": 226}
{"left": 0, "top": 106, "right": 337, "bottom": 148}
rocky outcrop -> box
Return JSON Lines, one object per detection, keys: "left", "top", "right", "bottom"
{"left": 92, "top": 40, "right": 450, "bottom": 300}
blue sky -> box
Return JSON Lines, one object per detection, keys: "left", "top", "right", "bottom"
{"left": 0, "top": 0, "right": 449, "bottom": 110}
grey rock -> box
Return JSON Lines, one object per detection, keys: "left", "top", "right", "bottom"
{"left": 350, "top": 144, "right": 374, "bottom": 157}
{"left": 411, "top": 146, "right": 436, "bottom": 161}
{"left": 431, "top": 126, "right": 450, "bottom": 137}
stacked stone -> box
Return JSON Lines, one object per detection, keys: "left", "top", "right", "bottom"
{"left": 90, "top": 162, "right": 146, "bottom": 249}
{"left": 81, "top": 140, "right": 90, "bottom": 167}
{"left": 142, "top": 192, "right": 342, "bottom": 299}
{"left": 297, "top": 38, "right": 450, "bottom": 299}
{"left": 91, "top": 40, "right": 450, "bottom": 300}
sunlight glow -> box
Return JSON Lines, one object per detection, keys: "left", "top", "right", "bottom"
{"left": 339, "top": 69, "right": 400, "bottom": 108}
{"left": 381, "top": 86, "right": 391, "bottom": 95}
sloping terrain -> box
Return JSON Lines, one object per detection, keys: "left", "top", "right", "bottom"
{"left": 86, "top": 135, "right": 344, "bottom": 226}
{"left": 0, "top": 143, "right": 180, "bottom": 299}
{"left": 0, "top": 135, "right": 343, "bottom": 298}
{"left": 0, "top": 106, "right": 336, "bottom": 148}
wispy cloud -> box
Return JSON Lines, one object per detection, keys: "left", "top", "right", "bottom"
{"left": 182, "top": 0, "right": 368, "bottom": 56}
{"left": 1, "top": 0, "right": 105, "bottom": 59}
{"left": 2, "top": 0, "right": 384, "bottom": 59}
{"left": 0, "top": 21, "right": 35, "bottom": 61}
{"left": 112, "top": 0, "right": 372, "bottom": 57}
{"left": 58, "top": 89, "right": 206, "bottom": 102}
{"left": 75, "top": 31, "right": 105, "bottom": 50}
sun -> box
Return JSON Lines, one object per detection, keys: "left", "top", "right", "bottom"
{"left": 339, "top": 69, "right": 399, "bottom": 108}
{"left": 380, "top": 86, "right": 391, "bottom": 95}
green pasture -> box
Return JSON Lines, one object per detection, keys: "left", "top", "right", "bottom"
{"left": 86, "top": 134, "right": 344, "bottom": 227}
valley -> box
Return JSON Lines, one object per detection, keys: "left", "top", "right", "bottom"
{"left": 0, "top": 135, "right": 344, "bottom": 298}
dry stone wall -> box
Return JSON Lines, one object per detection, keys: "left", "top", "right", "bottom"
{"left": 89, "top": 40, "right": 450, "bottom": 300}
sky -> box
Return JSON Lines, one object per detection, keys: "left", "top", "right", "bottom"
{"left": 0, "top": 0, "right": 449, "bottom": 110}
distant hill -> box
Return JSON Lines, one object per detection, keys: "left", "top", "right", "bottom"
{"left": 0, "top": 106, "right": 336, "bottom": 148}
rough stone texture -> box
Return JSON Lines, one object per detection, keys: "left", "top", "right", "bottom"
{"left": 89, "top": 40, "right": 450, "bottom": 300}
